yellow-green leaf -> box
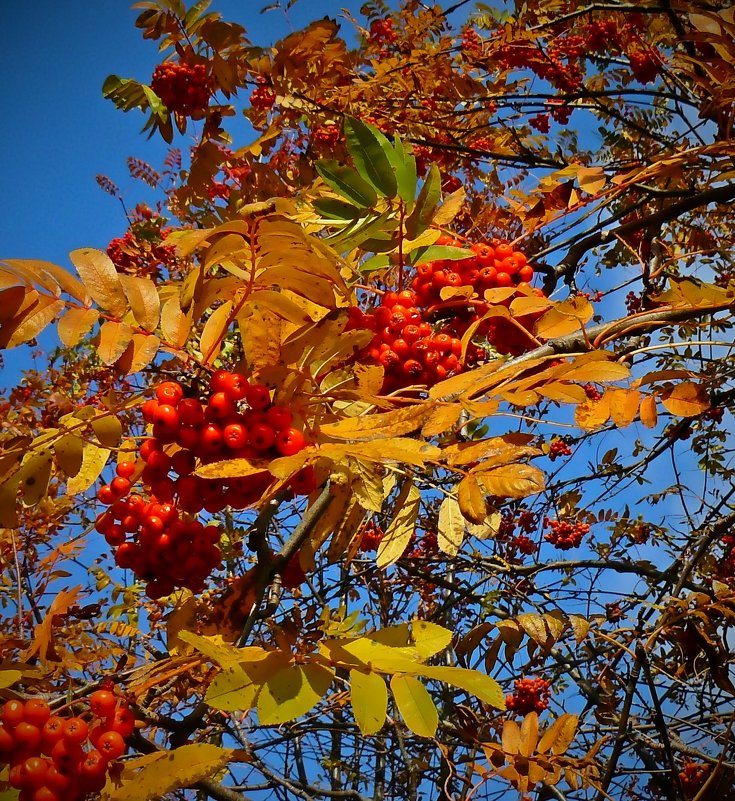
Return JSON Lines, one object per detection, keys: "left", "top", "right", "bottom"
{"left": 437, "top": 495, "right": 464, "bottom": 557}
{"left": 390, "top": 675, "right": 438, "bottom": 738}
{"left": 350, "top": 669, "right": 388, "bottom": 735}
{"left": 177, "top": 631, "right": 269, "bottom": 668}
{"left": 66, "top": 444, "right": 110, "bottom": 494}
{"left": 0, "top": 670, "right": 22, "bottom": 689}
{"left": 257, "top": 663, "right": 334, "bottom": 725}
{"left": 69, "top": 248, "right": 127, "bottom": 317}
{"left": 91, "top": 415, "right": 123, "bottom": 449}
{"left": 18, "top": 451, "right": 53, "bottom": 506}
{"left": 102, "top": 743, "right": 234, "bottom": 801}
{"left": 54, "top": 434, "right": 84, "bottom": 478}
{"left": 205, "top": 665, "right": 258, "bottom": 712}
{"left": 410, "top": 621, "right": 453, "bottom": 659}
{"left": 417, "top": 665, "right": 505, "bottom": 709}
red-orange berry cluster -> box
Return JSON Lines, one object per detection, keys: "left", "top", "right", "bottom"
{"left": 151, "top": 61, "right": 210, "bottom": 116}
{"left": 0, "top": 691, "right": 132, "bottom": 801}
{"left": 548, "top": 437, "right": 573, "bottom": 461}
{"left": 249, "top": 79, "right": 276, "bottom": 110}
{"left": 678, "top": 762, "right": 709, "bottom": 796}
{"left": 368, "top": 18, "right": 397, "bottom": 46}
{"left": 583, "top": 383, "right": 603, "bottom": 401}
{"left": 311, "top": 125, "right": 341, "bottom": 147}
{"left": 506, "top": 677, "right": 551, "bottom": 716}
{"left": 95, "top": 372, "right": 314, "bottom": 597}
{"left": 544, "top": 518, "right": 590, "bottom": 550}
{"left": 358, "top": 520, "right": 384, "bottom": 552}
{"left": 106, "top": 228, "right": 177, "bottom": 280}
{"left": 407, "top": 531, "right": 438, "bottom": 559}
{"left": 348, "top": 238, "right": 545, "bottom": 391}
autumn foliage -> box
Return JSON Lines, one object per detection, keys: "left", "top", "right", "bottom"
{"left": 2, "top": 1, "right": 735, "bottom": 800}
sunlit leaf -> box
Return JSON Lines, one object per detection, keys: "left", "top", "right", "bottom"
{"left": 69, "top": 248, "right": 127, "bottom": 317}
{"left": 350, "top": 669, "right": 388, "bottom": 735}
{"left": 390, "top": 675, "right": 438, "bottom": 737}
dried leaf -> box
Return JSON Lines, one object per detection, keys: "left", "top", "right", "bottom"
{"left": 607, "top": 388, "right": 640, "bottom": 428}
{"left": 320, "top": 404, "right": 431, "bottom": 441}
{"left": 160, "top": 294, "right": 191, "bottom": 348}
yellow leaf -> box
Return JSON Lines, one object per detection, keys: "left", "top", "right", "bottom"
{"left": 418, "top": 665, "right": 505, "bottom": 709}
{"left": 537, "top": 713, "right": 579, "bottom": 755}
{"left": 390, "top": 675, "right": 438, "bottom": 738}
{"left": 432, "top": 185, "right": 466, "bottom": 226}
{"left": 119, "top": 275, "right": 160, "bottom": 332}
{"left": 509, "top": 295, "right": 552, "bottom": 316}
{"left": 438, "top": 496, "right": 464, "bottom": 557}
{"left": 576, "top": 166, "right": 606, "bottom": 194}
{"left": 376, "top": 481, "right": 420, "bottom": 568}
{"left": 608, "top": 388, "right": 640, "bottom": 428}
{"left": 177, "top": 631, "right": 269, "bottom": 668}
{"left": 350, "top": 669, "right": 388, "bottom": 735}
{"left": 410, "top": 621, "right": 453, "bottom": 658}
{"left": 320, "top": 404, "right": 431, "bottom": 442}
{"left": 249, "top": 290, "right": 314, "bottom": 325}
{"left": 69, "top": 248, "right": 127, "bottom": 317}
{"left": 195, "top": 457, "right": 272, "bottom": 480}
{"left": 564, "top": 355, "right": 631, "bottom": 383}
{"left": 66, "top": 444, "right": 110, "bottom": 494}
{"left": 421, "top": 403, "right": 462, "bottom": 437}
{"left": 257, "top": 663, "right": 334, "bottom": 725}
{"left": 475, "top": 464, "right": 545, "bottom": 499}
{"left": 517, "top": 613, "right": 550, "bottom": 645}
{"left": 348, "top": 459, "right": 385, "bottom": 513}
{"left": 102, "top": 744, "right": 234, "bottom": 801}
{"left": 0, "top": 670, "right": 22, "bottom": 689}
{"left": 96, "top": 321, "right": 134, "bottom": 365}
{"left": 466, "top": 511, "right": 502, "bottom": 540}
{"left": 568, "top": 615, "right": 590, "bottom": 644}
{"left": 200, "top": 301, "right": 233, "bottom": 366}
{"left": 575, "top": 394, "right": 611, "bottom": 430}
{"left": 640, "top": 394, "right": 658, "bottom": 428}
{"left": 57, "top": 307, "right": 99, "bottom": 347}
{"left": 318, "top": 440, "right": 440, "bottom": 468}
{"left": 160, "top": 294, "right": 191, "bottom": 348}
{"left": 17, "top": 451, "right": 53, "bottom": 507}
{"left": 205, "top": 665, "right": 258, "bottom": 712}
{"left": 534, "top": 296, "right": 593, "bottom": 339}
{"left": 443, "top": 433, "right": 537, "bottom": 467}
{"left": 535, "top": 382, "right": 587, "bottom": 404}
{"left": 321, "top": 637, "right": 419, "bottom": 672}
{"left": 661, "top": 381, "right": 710, "bottom": 417}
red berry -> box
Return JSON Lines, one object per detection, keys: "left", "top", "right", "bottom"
{"left": 89, "top": 690, "right": 117, "bottom": 718}
{"left": 246, "top": 383, "right": 271, "bottom": 410}
{"left": 250, "top": 423, "right": 276, "bottom": 452}
{"left": 265, "top": 405, "right": 293, "bottom": 431}
{"left": 3, "top": 699, "right": 26, "bottom": 728}
{"left": 177, "top": 397, "right": 205, "bottom": 426}
{"left": 155, "top": 381, "right": 184, "bottom": 405}
{"left": 275, "top": 428, "right": 306, "bottom": 456}
{"left": 62, "top": 717, "right": 88, "bottom": 744}
{"left": 115, "top": 461, "right": 136, "bottom": 478}
{"left": 110, "top": 476, "right": 131, "bottom": 498}
{"left": 97, "top": 730, "right": 126, "bottom": 760}
{"left": 23, "top": 699, "right": 51, "bottom": 727}
{"left": 223, "top": 422, "right": 249, "bottom": 450}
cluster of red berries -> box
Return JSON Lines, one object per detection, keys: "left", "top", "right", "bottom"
{"left": 368, "top": 18, "right": 397, "bottom": 46}
{"left": 347, "top": 291, "right": 465, "bottom": 392}
{"left": 311, "top": 125, "right": 340, "bottom": 147}
{"left": 249, "top": 79, "right": 276, "bottom": 110}
{"left": 494, "top": 509, "right": 538, "bottom": 561}
{"left": 605, "top": 602, "right": 624, "bottom": 623}
{"left": 583, "top": 383, "right": 603, "bottom": 401}
{"left": 107, "top": 229, "right": 178, "bottom": 280}
{"left": 348, "top": 237, "right": 544, "bottom": 391}
{"left": 0, "top": 691, "right": 133, "bottom": 801}
{"left": 406, "top": 531, "right": 439, "bottom": 559}
{"left": 544, "top": 518, "right": 590, "bottom": 550}
{"left": 95, "top": 476, "right": 222, "bottom": 599}
{"left": 548, "top": 437, "right": 573, "bottom": 461}
{"left": 678, "top": 761, "right": 710, "bottom": 795}
{"left": 151, "top": 61, "right": 210, "bottom": 116}
{"left": 505, "top": 677, "right": 551, "bottom": 716}
{"left": 358, "top": 520, "right": 384, "bottom": 552}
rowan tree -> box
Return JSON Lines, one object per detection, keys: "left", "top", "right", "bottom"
{"left": 1, "top": 1, "right": 735, "bottom": 800}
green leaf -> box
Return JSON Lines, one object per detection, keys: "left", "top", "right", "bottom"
{"left": 313, "top": 197, "right": 361, "bottom": 220}
{"left": 405, "top": 163, "right": 441, "bottom": 239}
{"left": 315, "top": 160, "right": 378, "bottom": 208}
{"left": 344, "top": 116, "right": 398, "bottom": 199}
{"left": 390, "top": 675, "right": 438, "bottom": 737}
{"left": 408, "top": 245, "right": 471, "bottom": 265}
{"left": 102, "top": 75, "right": 149, "bottom": 113}
{"left": 417, "top": 665, "right": 506, "bottom": 709}
{"left": 257, "top": 663, "right": 334, "bottom": 724}
{"left": 391, "top": 135, "right": 418, "bottom": 207}
{"left": 359, "top": 254, "right": 391, "bottom": 273}
{"left": 350, "top": 669, "right": 388, "bottom": 735}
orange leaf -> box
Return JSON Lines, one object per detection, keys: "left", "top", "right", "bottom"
{"left": 607, "top": 388, "right": 640, "bottom": 428}
{"left": 639, "top": 394, "right": 658, "bottom": 429}
{"left": 661, "top": 381, "right": 710, "bottom": 417}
